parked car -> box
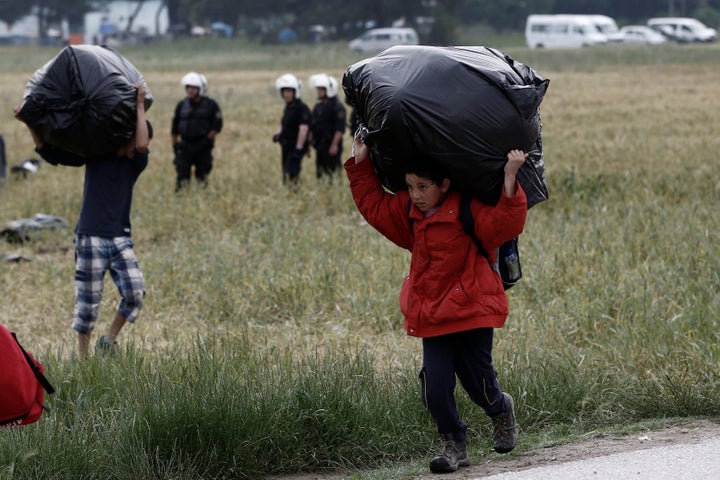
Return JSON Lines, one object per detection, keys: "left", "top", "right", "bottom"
{"left": 348, "top": 27, "right": 419, "bottom": 52}
{"left": 618, "top": 25, "right": 667, "bottom": 45}
{"left": 647, "top": 17, "right": 717, "bottom": 43}
{"left": 525, "top": 14, "right": 608, "bottom": 49}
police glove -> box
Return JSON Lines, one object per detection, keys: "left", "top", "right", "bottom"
{"left": 289, "top": 147, "right": 304, "bottom": 163}
{"left": 173, "top": 142, "right": 182, "bottom": 155}
{"left": 272, "top": 133, "right": 281, "bottom": 143}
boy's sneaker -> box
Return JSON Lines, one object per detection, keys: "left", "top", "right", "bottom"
{"left": 491, "top": 392, "right": 518, "bottom": 453}
{"left": 429, "top": 435, "right": 470, "bottom": 473}
{"left": 95, "top": 335, "right": 118, "bottom": 355}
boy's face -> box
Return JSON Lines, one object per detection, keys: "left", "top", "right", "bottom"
{"left": 406, "top": 173, "right": 450, "bottom": 213}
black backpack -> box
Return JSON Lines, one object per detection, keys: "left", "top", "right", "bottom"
{"left": 408, "top": 197, "right": 522, "bottom": 290}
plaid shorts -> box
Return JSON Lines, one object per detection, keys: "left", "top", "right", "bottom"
{"left": 72, "top": 235, "right": 145, "bottom": 334}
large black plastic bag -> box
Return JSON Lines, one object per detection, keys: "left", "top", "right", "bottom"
{"left": 16, "top": 45, "right": 152, "bottom": 158}
{"left": 343, "top": 45, "right": 549, "bottom": 208}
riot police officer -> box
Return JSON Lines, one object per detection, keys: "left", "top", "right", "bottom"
{"left": 309, "top": 73, "right": 346, "bottom": 181}
{"left": 171, "top": 72, "right": 223, "bottom": 191}
{"left": 272, "top": 73, "right": 311, "bottom": 185}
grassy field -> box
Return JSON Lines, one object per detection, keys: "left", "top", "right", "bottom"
{"left": 1, "top": 38, "right": 719, "bottom": 479}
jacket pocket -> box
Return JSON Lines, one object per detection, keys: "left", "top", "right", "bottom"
{"left": 428, "top": 281, "right": 473, "bottom": 324}
{"left": 432, "top": 278, "right": 505, "bottom": 323}
{"left": 399, "top": 276, "right": 414, "bottom": 316}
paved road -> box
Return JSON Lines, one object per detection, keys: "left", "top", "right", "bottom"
{"left": 479, "top": 435, "right": 720, "bottom": 480}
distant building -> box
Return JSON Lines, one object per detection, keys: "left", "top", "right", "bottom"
{"left": 0, "top": 14, "right": 40, "bottom": 45}
{"left": 0, "top": 12, "right": 70, "bottom": 45}
{"left": 84, "top": 0, "right": 169, "bottom": 44}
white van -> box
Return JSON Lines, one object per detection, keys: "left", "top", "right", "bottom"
{"left": 647, "top": 17, "right": 717, "bottom": 43}
{"left": 588, "top": 15, "right": 623, "bottom": 42}
{"left": 348, "top": 27, "right": 419, "bottom": 53}
{"left": 525, "top": 15, "right": 608, "bottom": 48}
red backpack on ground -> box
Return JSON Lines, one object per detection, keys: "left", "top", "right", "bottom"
{"left": 0, "top": 322, "right": 55, "bottom": 428}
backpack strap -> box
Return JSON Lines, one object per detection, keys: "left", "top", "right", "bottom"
{"left": 407, "top": 198, "right": 414, "bottom": 229}
{"left": 407, "top": 196, "right": 489, "bottom": 259}
{"left": 458, "top": 194, "right": 489, "bottom": 259}
{"left": 11, "top": 332, "right": 55, "bottom": 395}
{"left": 407, "top": 196, "right": 521, "bottom": 290}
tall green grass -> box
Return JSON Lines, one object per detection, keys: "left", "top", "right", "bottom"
{"left": 0, "top": 339, "right": 431, "bottom": 479}
{"left": 1, "top": 40, "right": 719, "bottom": 478}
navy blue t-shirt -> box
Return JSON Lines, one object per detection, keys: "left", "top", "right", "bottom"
{"left": 37, "top": 145, "right": 148, "bottom": 237}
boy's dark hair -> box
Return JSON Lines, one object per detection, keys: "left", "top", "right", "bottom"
{"left": 146, "top": 120, "right": 154, "bottom": 140}
{"left": 404, "top": 157, "right": 450, "bottom": 186}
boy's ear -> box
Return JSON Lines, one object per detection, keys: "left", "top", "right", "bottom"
{"left": 440, "top": 178, "right": 451, "bottom": 193}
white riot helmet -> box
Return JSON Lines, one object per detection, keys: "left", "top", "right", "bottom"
{"left": 181, "top": 71, "right": 207, "bottom": 96}
{"left": 275, "top": 73, "right": 302, "bottom": 99}
{"left": 309, "top": 73, "right": 338, "bottom": 98}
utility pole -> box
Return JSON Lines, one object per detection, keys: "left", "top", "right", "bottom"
{"left": 0, "top": 135, "right": 6, "bottom": 188}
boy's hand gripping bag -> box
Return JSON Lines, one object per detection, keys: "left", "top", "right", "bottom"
{"left": 343, "top": 45, "right": 550, "bottom": 208}
{"left": 15, "top": 44, "right": 153, "bottom": 158}
{"left": 0, "top": 322, "right": 55, "bottom": 428}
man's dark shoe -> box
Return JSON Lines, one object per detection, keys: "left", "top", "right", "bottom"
{"left": 491, "top": 392, "right": 518, "bottom": 453}
{"left": 429, "top": 435, "right": 470, "bottom": 473}
{"left": 95, "top": 335, "right": 118, "bottom": 356}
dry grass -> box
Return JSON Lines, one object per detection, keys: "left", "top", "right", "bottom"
{"left": 1, "top": 42, "right": 719, "bottom": 373}
{"left": 1, "top": 40, "right": 719, "bottom": 479}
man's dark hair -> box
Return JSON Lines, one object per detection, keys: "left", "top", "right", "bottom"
{"left": 404, "top": 156, "right": 450, "bottom": 186}
{"left": 146, "top": 120, "right": 154, "bottom": 140}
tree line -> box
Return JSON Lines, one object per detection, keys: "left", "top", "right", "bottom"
{"left": 2, "top": 0, "right": 720, "bottom": 43}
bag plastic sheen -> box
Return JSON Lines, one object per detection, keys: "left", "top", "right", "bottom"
{"left": 16, "top": 45, "right": 152, "bottom": 158}
{"left": 343, "top": 45, "right": 550, "bottom": 207}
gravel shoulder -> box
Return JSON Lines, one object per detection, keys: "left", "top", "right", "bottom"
{"left": 272, "top": 418, "right": 720, "bottom": 480}
{"left": 415, "top": 418, "right": 720, "bottom": 480}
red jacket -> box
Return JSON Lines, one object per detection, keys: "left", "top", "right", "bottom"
{"left": 345, "top": 157, "right": 527, "bottom": 338}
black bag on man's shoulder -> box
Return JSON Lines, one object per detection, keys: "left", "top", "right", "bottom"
{"left": 16, "top": 45, "right": 153, "bottom": 158}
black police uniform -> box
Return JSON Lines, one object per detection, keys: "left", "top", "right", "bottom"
{"left": 278, "top": 98, "right": 311, "bottom": 183}
{"left": 171, "top": 96, "right": 223, "bottom": 190}
{"left": 310, "top": 97, "right": 346, "bottom": 179}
